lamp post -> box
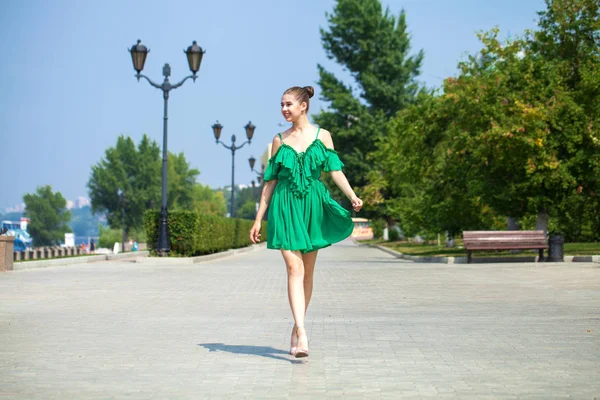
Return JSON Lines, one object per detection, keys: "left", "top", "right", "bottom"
{"left": 248, "top": 156, "right": 266, "bottom": 180}
{"left": 129, "top": 39, "right": 205, "bottom": 256}
{"left": 212, "top": 121, "right": 255, "bottom": 217}
{"left": 248, "top": 155, "right": 265, "bottom": 194}
{"left": 249, "top": 157, "right": 265, "bottom": 219}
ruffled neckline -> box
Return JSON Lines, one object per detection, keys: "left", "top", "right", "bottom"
{"left": 274, "top": 138, "right": 338, "bottom": 158}
{"left": 268, "top": 138, "right": 339, "bottom": 198}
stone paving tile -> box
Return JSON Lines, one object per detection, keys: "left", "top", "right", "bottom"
{"left": 0, "top": 240, "right": 599, "bottom": 399}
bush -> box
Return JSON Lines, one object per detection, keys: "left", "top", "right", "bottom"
{"left": 388, "top": 228, "right": 400, "bottom": 241}
{"left": 98, "top": 225, "right": 122, "bottom": 249}
{"left": 371, "top": 219, "right": 385, "bottom": 239}
{"left": 144, "top": 210, "right": 267, "bottom": 257}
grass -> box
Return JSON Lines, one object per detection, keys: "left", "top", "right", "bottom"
{"left": 358, "top": 239, "right": 600, "bottom": 258}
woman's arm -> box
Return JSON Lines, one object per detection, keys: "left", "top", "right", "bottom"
{"left": 250, "top": 136, "right": 282, "bottom": 243}
{"left": 330, "top": 171, "right": 359, "bottom": 201}
{"left": 254, "top": 179, "right": 277, "bottom": 222}
{"left": 256, "top": 134, "right": 282, "bottom": 221}
{"left": 320, "top": 129, "right": 363, "bottom": 212}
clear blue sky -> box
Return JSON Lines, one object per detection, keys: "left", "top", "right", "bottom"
{"left": 0, "top": 0, "right": 545, "bottom": 211}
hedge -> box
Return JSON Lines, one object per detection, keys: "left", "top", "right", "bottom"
{"left": 144, "top": 210, "right": 268, "bottom": 257}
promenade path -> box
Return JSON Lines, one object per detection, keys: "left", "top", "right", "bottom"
{"left": 1, "top": 240, "right": 599, "bottom": 399}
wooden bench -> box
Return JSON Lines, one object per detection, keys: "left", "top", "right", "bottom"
{"left": 462, "top": 230, "right": 548, "bottom": 263}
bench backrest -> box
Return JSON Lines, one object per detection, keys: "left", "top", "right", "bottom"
{"left": 463, "top": 230, "right": 547, "bottom": 249}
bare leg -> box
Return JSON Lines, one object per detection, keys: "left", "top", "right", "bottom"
{"left": 281, "top": 250, "right": 307, "bottom": 354}
{"left": 288, "top": 250, "right": 318, "bottom": 354}
{"left": 302, "top": 250, "right": 318, "bottom": 312}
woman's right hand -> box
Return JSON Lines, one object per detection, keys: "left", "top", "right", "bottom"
{"left": 250, "top": 221, "right": 262, "bottom": 243}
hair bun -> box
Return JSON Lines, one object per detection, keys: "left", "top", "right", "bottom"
{"left": 303, "top": 86, "right": 315, "bottom": 99}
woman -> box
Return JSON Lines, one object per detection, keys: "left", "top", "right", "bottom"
{"left": 250, "top": 86, "right": 363, "bottom": 358}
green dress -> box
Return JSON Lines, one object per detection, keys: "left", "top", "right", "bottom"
{"left": 263, "top": 128, "right": 354, "bottom": 253}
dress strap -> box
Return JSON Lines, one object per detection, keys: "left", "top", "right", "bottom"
{"left": 316, "top": 127, "right": 321, "bottom": 139}
{"left": 277, "top": 132, "right": 284, "bottom": 143}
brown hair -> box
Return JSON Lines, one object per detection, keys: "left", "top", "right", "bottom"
{"left": 283, "top": 86, "right": 315, "bottom": 112}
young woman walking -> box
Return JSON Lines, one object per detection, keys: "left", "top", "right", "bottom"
{"left": 250, "top": 86, "right": 363, "bottom": 358}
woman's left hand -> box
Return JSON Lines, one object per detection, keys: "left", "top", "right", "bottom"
{"left": 351, "top": 196, "right": 363, "bottom": 212}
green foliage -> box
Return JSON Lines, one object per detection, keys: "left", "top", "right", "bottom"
{"left": 315, "top": 0, "right": 423, "bottom": 210}
{"left": 214, "top": 185, "right": 260, "bottom": 218}
{"left": 320, "top": 0, "right": 423, "bottom": 115}
{"left": 144, "top": 210, "right": 268, "bottom": 257}
{"left": 233, "top": 186, "right": 260, "bottom": 219}
{"left": 98, "top": 225, "right": 122, "bottom": 249}
{"left": 88, "top": 135, "right": 227, "bottom": 241}
{"left": 370, "top": 0, "right": 600, "bottom": 241}
{"left": 88, "top": 135, "right": 161, "bottom": 236}
{"left": 168, "top": 152, "right": 200, "bottom": 210}
{"left": 23, "top": 185, "right": 71, "bottom": 246}
{"left": 370, "top": 218, "right": 385, "bottom": 239}
{"left": 237, "top": 200, "right": 258, "bottom": 220}
{"left": 388, "top": 228, "right": 400, "bottom": 242}
{"left": 191, "top": 185, "right": 227, "bottom": 216}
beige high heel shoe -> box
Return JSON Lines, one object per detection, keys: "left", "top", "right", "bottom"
{"left": 290, "top": 325, "right": 298, "bottom": 356}
{"left": 295, "top": 326, "right": 309, "bottom": 358}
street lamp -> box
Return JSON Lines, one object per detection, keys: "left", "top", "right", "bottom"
{"left": 248, "top": 156, "right": 265, "bottom": 181}
{"left": 248, "top": 155, "right": 265, "bottom": 199}
{"left": 213, "top": 121, "right": 255, "bottom": 217}
{"left": 129, "top": 39, "right": 205, "bottom": 256}
{"left": 249, "top": 157, "right": 265, "bottom": 220}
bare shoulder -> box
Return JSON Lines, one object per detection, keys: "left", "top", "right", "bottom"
{"left": 318, "top": 128, "right": 335, "bottom": 150}
{"left": 271, "top": 133, "right": 283, "bottom": 154}
{"left": 272, "top": 132, "right": 283, "bottom": 144}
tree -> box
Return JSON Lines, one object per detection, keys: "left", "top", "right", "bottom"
{"left": 315, "top": 0, "right": 423, "bottom": 209}
{"left": 233, "top": 186, "right": 259, "bottom": 219}
{"left": 190, "top": 184, "right": 227, "bottom": 216}
{"left": 98, "top": 225, "right": 121, "bottom": 249}
{"left": 168, "top": 152, "right": 200, "bottom": 210}
{"left": 442, "top": 0, "right": 600, "bottom": 233}
{"left": 441, "top": 31, "right": 576, "bottom": 223}
{"left": 89, "top": 135, "right": 229, "bottom": 244}
{"left": 88, "top": 135, "right": 161, "bottom": 238}
{"left": 374, "top": 92, "right": 493, "bottom": 237}
{"left": 531, "top": 0, "right": 600, "bottom": 236}
{"left": 237, "top": 200, "right": 258, "bottom": 220}
{"left": 23, "top": 185, "right": 71, "bottom": 246}
{"left": 375, "top": 0, "right": 600, "bottom": 240}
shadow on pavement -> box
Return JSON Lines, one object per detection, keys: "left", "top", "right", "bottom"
{"left": 197, "top": 343, "right": 304, "bottom": 364}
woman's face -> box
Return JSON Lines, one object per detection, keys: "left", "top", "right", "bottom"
{"left": 281, "top": 94, "right": 306, "bottom": 122}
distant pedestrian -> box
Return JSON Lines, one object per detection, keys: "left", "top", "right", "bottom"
{"left": 249, "top": 86, "right": 363, "bottom": 358}
{"left": 90, "top": 239, "right": 96, "bottom": 253}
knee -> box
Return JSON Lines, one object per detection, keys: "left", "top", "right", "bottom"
{"left": 287, "top": 262, "right": 304, "bottom": 278}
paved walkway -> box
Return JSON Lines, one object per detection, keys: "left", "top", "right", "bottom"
{"left": 1, "top": 240, "right": 599, "bottom": 399}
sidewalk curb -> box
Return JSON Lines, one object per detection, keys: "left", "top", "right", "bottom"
{"left": 135, "top": 243, "right": 267, "bottom": 265}
{"left": 10, "top": 243, "right": 268, "bottom": 271}
{"left": 370, "top": 244, "right": 600, "bottom": 265}
{"left": 13, "top": 251, "right": 150, "bottom": 271}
